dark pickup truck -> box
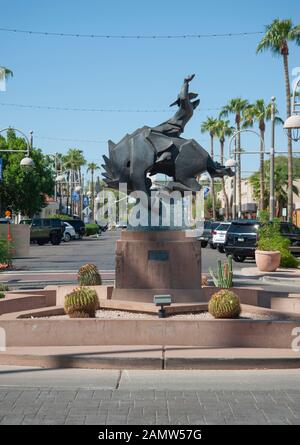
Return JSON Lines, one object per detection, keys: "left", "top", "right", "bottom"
{"left": 224, "top": 220, "right": 300, "bottom": 262}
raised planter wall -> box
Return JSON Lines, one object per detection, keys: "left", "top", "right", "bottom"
{"left": 0, "top": 318, "right": 298, "bottom": 348}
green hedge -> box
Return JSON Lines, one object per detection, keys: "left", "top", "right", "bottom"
{"left": 85, "top": 224, "right": 100, "bottom": 236}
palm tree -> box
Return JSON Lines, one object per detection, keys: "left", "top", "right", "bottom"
{"left": 87, "top": 162, "right": 100, "bottom": 222}
{"left": 63, "top": 148, "right": 86, "bottom": 215}
{"left": 0, "top": 66, "right": 13, "bottom": 79}
{"left": 243, "top": 99, "right": 283, "bottom": 212}
{"left": 250, "top": 157, "right": 299, "bottom": 217}
{"left": 201, "top": 117, "right": 219, "bottom": 219}
{"left": 215, "top": 120, "right": 235, "bottom": 220}
{"left": 220, "top": 98, "right": 249, "bottom": 217}
{"left": 257, "top": 18, "right": 300, "bottom": 221}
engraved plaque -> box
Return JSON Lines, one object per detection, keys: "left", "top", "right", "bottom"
{"left": 148, "top": 250, "right": 169, "bottom": 261}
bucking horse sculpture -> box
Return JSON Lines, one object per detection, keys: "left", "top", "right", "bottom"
{"left": 102, "top": 74, "right": 234, "bottom": 195}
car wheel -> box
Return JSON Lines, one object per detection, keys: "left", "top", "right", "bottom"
{"left": 218, "top": 245, "right": 225, "bottom": 253}
{"left": 201, "top": 241, "right": 208, "bottom": 248}
{"left": 64, "top": 233, "right": 71, "bottom": 242}
{"left": 210, "top": 243, "right": 217, "bottom": 249}
{"left": 37, "top": 240, "right": 46, "bottom": 246}
{"left": 233, "top": 255, "right": 246, "bottom": 263}
{"left": 50, "top": 234, "right": 61, "bottom": 245}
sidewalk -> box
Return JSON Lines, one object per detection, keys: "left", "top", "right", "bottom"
{"left": 238, "top": 266, "right": 300, "bottom": 286}
{"left": 0, "top": 270, "right": 115, "bottom": 287}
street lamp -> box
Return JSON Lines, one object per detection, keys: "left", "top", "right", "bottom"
{"left": 284, "top": 76, "right": 300, "bottom": 142}
{"left": 227, "top": 129, "right": 265, "bottom": 219}
{"left": 0, "top": 128, "right": 34, "bottom": 168}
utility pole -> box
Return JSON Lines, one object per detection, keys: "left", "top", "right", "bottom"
{"left": 269, "top": 97, "right": 275, "bottom": 220}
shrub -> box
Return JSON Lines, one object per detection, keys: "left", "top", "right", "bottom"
{"left": 64, "top": 287, "right": 98, "bottom": 318}
{"left": 257, "top": 211, "right": 299, "bottom": 268}
{"left": 0, "top": 239, "right": 12, "bottom": 267}
{"left": 0, "top": 291, "right": 5, "bottom": 299}
{"left": 78, "top": 263, "right": 102, "bottom": 286}
{"left": 0, "top": 284, "right": 9, "bottom": 291}
{"left": 208, "top": 289, "right": 241, "bottom": 319}
{"left": 85, "top": 224, "right": 100, "bottom": 236}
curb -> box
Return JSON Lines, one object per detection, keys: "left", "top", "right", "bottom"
{"left": 1, "top": 352, "right": 300, "bottom": 370}
{"left": 262, "top": 276, "right": 300, "bottom": 286}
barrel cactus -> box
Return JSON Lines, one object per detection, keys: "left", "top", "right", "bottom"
{"left": 78, "top": 263, "right": 102, "bottom": 286}
{"left": 64, "top": 287, "right": 98, "bottom": 318}
{"left": 208, "top": 289, "right": 241, "bottom": 319}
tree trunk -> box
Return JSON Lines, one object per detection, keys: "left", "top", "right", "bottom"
{"left": 91, "top": 170, "right": 94, "bottom": 222}
{"left": 210, "top": 134, "right": 216, "bottom": 220}
{"left": 259, "top": 128, "right": 265, "bottom": 212}
{"left": 236, "top": 120, "right": 242, "bottom": 218}
{"left": 66, "top": 172, "right": 70, "bottom": 216}
{"left": 220, "top": 139, "right": 229, "bottom": 220}
{"left": 283, "top": 53, "right": 293, "bottom": 221}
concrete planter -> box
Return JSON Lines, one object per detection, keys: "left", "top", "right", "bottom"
{"left": 255, "top": 250, "right": 281, "bottom": 272}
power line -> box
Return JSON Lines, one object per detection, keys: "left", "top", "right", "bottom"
{"left": 35, "top": 135, "right": 107, "bottom": 143}
{"left": 0, "top": 27, "right": 263, "bottom": 40}
{"left": 0, "top": 102, "right": 221, "bottom": 113}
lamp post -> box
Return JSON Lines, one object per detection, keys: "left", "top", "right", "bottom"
{"left": 284, "top": 75, "right": 300, "bottom": 142}
{"left": 284, "top": 76, "right": 300, "bottom": 221}
{"left": 269, "top": 97, "right": 276, "bottom": 220}
{"left": 227, "top": 129, "right": 265, "bottom": 220}
{"left": 0, "top": 128, "right": 34, "bottom": 168}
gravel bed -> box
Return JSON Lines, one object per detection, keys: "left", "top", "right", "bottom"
{"left": 33, "top": 310, "right": 283, "bottom": 320}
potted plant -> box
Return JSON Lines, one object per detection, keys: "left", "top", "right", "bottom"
{"left": 255, "top": 211, "right": 282, "bottom": 272}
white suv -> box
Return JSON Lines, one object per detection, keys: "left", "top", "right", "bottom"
{"left": 212, "top": 222, "right": 231, "bottom": 253}
{"left": 63, "top": 222, "right": 76, "bottom": 242}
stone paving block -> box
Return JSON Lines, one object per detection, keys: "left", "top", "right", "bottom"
{"left": 1, "top": 415, "right": 25, "bottom": 425}
{"left": 3, "top": 390, "right": 22, "bottom": 401}
{"left": 55, "top": 390, "right": 78, "bottom": 401}
{"left": 92, "top": 390, "right": 113, "bottom": 400}
{"left": 64, "top": 415, "right": 86, "bottom": 425}
{"left": 11, "top": 404, "right": 42, "bottom": 415}
{"left": 75, "top": 390, "right": 95, "bottom": 401}
{"left": 106, "top": 414, "right": 129, "bottom": 424}
{"left": 132, "top": 390, "right": 156, "bottom": 400}
{"left": 41, "top": 418, "right": 66, "bottom": 425}
{"left": 22, "top": 415, "right": 46, "bottom": 425}
{"left": 85, "top": 415, "right": 107, "bottom": 425}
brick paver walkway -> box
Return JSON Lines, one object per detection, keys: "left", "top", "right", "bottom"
{"left": 1, "top": 388, "right": 300, "bottom": 425}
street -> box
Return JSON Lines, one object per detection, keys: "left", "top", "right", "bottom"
{"left": 0, "top": 366, "right": 300, "bottom": 424}
{"left": 13, "top": 230, "right": 254, "bottom": 273}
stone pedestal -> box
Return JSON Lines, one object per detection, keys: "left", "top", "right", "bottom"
{"left": 112, "top": 230, "right": 203, "bottom": 302}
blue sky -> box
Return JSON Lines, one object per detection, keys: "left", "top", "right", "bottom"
{"left": 0, "top": 0, "right": 300, "bottom": 177}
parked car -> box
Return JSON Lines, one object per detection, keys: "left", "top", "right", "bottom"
{"left": 30, "top": 218, "right": 64, "bottom": 245}
{"left": 62, "top": 222, "right": 76, "bottom": 242}
{"left": 0, "top": 218, "right": 13, "bottom": 224}
{"left": 198, "top": 221, "right": 221, "bottom": 248}
{"left": 211, "top": 222, "right": 231, "bottom": 253}
{"left": 63, "top": 219, "right": 85, "bottom": 239}
{"left": 280, "top": 222, "right": 300, "bottom": 255}
{"left": 19, "top": 219, "right": 32, "bottom": 225}
{"left": 224, "top": 220, "right": 300, "bottom": 262}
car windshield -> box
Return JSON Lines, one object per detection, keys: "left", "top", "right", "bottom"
{"left": 204, "top": 221, "right": 212, "bottom": 229}
{"left": 228, "top": 223, "right": 259, "bottom": 234}
{"left": 211, "top": 222, "right": 220, "bottom": 230}
{"left": 216, "top": 224, "right": 230, "bottom": 231}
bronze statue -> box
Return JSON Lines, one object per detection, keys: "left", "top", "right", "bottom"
{"left": 102, "top": 74, "right": 233, "bottom": 195}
